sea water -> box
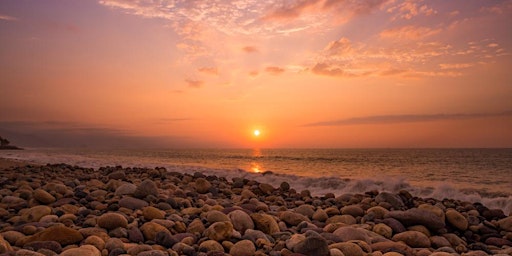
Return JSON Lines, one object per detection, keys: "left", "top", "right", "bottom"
{"left": 1, "top": 148, "right": 511, "bottom": 213}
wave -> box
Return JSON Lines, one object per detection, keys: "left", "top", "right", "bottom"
{"left": 2, "top": 148, "right": 511, "bottom": 214}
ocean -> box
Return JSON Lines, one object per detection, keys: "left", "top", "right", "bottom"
{"left": 1, "top": 148, "right": 511, "bottom": 213}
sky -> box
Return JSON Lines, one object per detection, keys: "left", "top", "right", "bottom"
{"left": 1, "top": 0, "right": 512, "bottom": 148}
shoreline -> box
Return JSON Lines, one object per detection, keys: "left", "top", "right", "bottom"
{"left": 0, "top": 162, "right": 511, "bottom": 255}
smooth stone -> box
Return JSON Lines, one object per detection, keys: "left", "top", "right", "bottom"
{"left": 392, "top": 230, "right": 431, "bottom": 248}
{"left": 21, "top": 205, "right": 52, "bottom": 222}
{"left": 329, "top": 248, "right": 344, "bottom": 256}
{"left": 366, "top": 206, "right": 389, "bottom": 219}
{"left": 228, "top": 210, "right": 254, "bottom": 234}
{"left": 203, "top": 221, "right": 233, "bottom": 241}
{"left": 229, "top": 239, "right": 256, "bottom": 256}
{"left": 293, "top": 235, "right": 329, "bottom": 256}
{"left": 59, "top": 244, "right": 100, "bottom": 256}
{"left": 33, "top": 189, "right": 56, "bottom": 204}
{"left": 295, "top": 205, "right": 315, "bottom": 218}
{"left": 206, "top": 210, "right": 230, "bottom": 223}
{"left": 118, "top": 196, "right": 149, "bottom": 209}
{"left": 199, "top": 240, "right": 224, "bottom": 252}
{"left": 327, "top": 214, "right": 356, "bottom": 225}
{"left": 430, "top": 236, "right": 451, "bottom": 248}
{"left": 385, "top": 208, "right": 445, "bottom": 230}
{"left": 375, "top": 192, "right": 405, "bottom": 210}
{"left": 496, "top": 216, "right": 512, "bottom": 231}
{"left": 194, "top": 178, "right": 212, "bottom": 194}
{"left": 0, "top": 235, "right": 14, "bottom": 253}
{"left": 104, "top": 238, "right": 124, "bottom": 252}
{"left": 485, "top": 237, "right": 512, "bottom": 247}
{"left": 128, "top": 227, "right": 144, "bottom": 243}
{"left": 242, "top": 229, "right": 269, "bottom": 244}
{"left": 134, "top": 179, "right": 159, "bottom": 199}
{"left": 187, "top": 218, "right": 206, "bottom": 234}
{"left": 126, "top": 244, "right": 153, "bottom": 255}
{"left": 258, "top": 183, "right": 274, "bottom": 195}
{"left": 114, "top": 183, "right": 137, "bottom": 196}
{"left": 340, "top": 205, "right": 364, "bottom": 217}
{"left": 1, "top": 231, "right": 25, "bottom": 245}
{"left": 97, "top": 213, "right": 128, "bottom": 230}
{"left": 82, "top": 235, "right": 105, "bottom": 251}
{"left": 371, "top": 241, "right": 412, "bottom": 254}
{"left": 281, "top": 211, "right": 310, "bottom": 226}
{"left": 108, "top": 170, "right": 126, "bottom": 180}
{"left": 140, "top": 222, "right": 171, "bottom": 241}
{"left": 373, "top": 223, "right": 393, "bottom": 239}
{"left": 446, "top": 209, "right": 468, "bottom": 230}
{"left": 251, "top": 213, "right": 280, "bottom": 234}
{"left": 286, "top": 234, "right": 306, "bottom": 250}
{"left": 312, "top": 209, "right": 328, "bottom": 222}
{"left": 142, "top": 206, "right": 165, "bottom": 220}
{"left": 137, "top": 250, "right": 168, "bottom": 256}
{"left": 329, "top": 242, "right": 364, "bottom": 256}
{"left": 155, "top": 230, "right": 178, "bottom": 247}
{"left": 24, "top": 225, "right": 83, "bottom": 246}
{"left": 332, "top": 227, "right": 371, "bottom": 244}
{"left": 23, "top": 240, "right": 62, "bottom": 253}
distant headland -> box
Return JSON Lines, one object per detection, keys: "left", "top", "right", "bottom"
{"left": 0, "top": 136, "right": 23, "bottom": 150}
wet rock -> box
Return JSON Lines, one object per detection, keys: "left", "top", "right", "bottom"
{"left": 23, "top": 241, "right": 62, "bottom": 254}
{"left": 118, "top": 196, "right": 149, "bottom": 209}
{"left": 114, "top": 183, "right": 137, "bottom": 196}
{"left": 228, "top": 209, "right": 254, "bottom": 233}
{"left": 229, "top": 239, "right": 256, "bottom": 256}
{"left": 386, "top": 208, "right": 445, "bottom": 230}
{"left": 281, "top": 211, "right": 310, "bottom": 226}
{"left": 392, "top": 230, "right": 431, "bottom": 248}
{"left": 204, "top": 221, "right": 233, "bottom": 241}
{"left": 21, "top": 205, "right": 52, "bottom": 222}
{"left": 195, "top": 178, "right": 212, "bottom": 194}
{"left": 108, "top": 170, "right": 126, "bottom": 180}
{"left": 293, "top": 235, "right": 329, "bottom": 256}
{"left": 446, "top": 209, "right": 468, "bottom": 230}
{"left": 97, "top": 212, "right": 128, "bottom": 230}
{"left": 134, "top": 179, "right": 159, "bottom": 199}
{"left": 373, "top": 223, "right": 393, "bottom": 239}
{"left": 332, "top": 227, "right": 371, "bottom": 244}
{"left": 206, "top": 210, "right": 230, "bottom": 223}
{"left": 375, "top": 192, "right": 405, "bottom": 210}
{"left": 24, "top": 225, "right": 83, "bottom": 246}
{"left": 143, "top": 206, "right": 165, "bottom": 220}
{"left": 251, "top": 213, "right": 280, "bottom": 234}
{"left": 340, "top": 205, "right": 364, "bottom": 217}
{"left": 496, "top": 216, "right": 512, "bottom": 232}
{"left": 140, "top": 221, "right": 171, "bottom": 241}
{"left": 0, "top": 235, "right": 13, "bottom": 253}
{"left": 33, "top": 189, "right": 56, "bottom": 204}
{"left": 329, "top": 242, "right": 364, "bottom": 256}
{"left": 199, "top": 240, "right": 224, "bottom": 252}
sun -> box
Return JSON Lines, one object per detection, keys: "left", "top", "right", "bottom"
{"left": 253, "top": 130, "right": 261, "bottom": 137}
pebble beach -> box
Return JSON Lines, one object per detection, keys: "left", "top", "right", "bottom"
{"left": 0, "top": 160, "right": 511, "bottom": 256}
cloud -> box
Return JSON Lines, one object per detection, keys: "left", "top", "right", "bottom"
{"left": 0, "top": 121, "right": 192, "bottom": 148}
{"left": 265, "top": 66, "right": 285, "bottom": 75}
{"left": 311, "top": 63, "right": 348, "bottom": 77}
{"left": 185, "top": 79, "right": 203, "bottom": 88}
{"left": 302, "top": 111, "right": 512, "bottom": 127}
{"left": 198, "top": 67, "right": 218, "bottom": 75}
{"left": 439, "top": 63, "right": 474, "bottom": 70}
{"left": 380, "top": 26, "right": 441, "bottom": 40}
{"left": 386, "top": 0, "right": 437, "bottom": 20}
{"left": 0, "top": 14, "right": 18, "bottom": 21}
{"left": 242, "top": 46, "right": 259, "bottom": 53}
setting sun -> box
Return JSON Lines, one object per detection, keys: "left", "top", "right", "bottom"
{"left": 253, "top": 130, "right": 261, "bottom": 137}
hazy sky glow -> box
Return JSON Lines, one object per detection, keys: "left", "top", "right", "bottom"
{"left": 1, "top": 0, "right": 511, "bottom": 148}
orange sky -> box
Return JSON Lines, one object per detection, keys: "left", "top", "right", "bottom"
{"left": 1, "top": 0, "right": 511, "bottom": 148}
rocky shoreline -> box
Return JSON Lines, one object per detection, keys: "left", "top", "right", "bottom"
{"left": 0, "top": 163, "right": 511, "bottom": 256}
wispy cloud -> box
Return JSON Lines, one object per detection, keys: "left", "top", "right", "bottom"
{"left": 198, "top": 67, "right": 218, "bottom": 75}
{"left": 265, "top": 66, "right": 285, "bottom": 75}
{"left": 380, "top": 26, "right": 441, "bottom": 40}
{"left": 386, "top": 0, "right": 437, "bottom": 20}
{"left": 302, "top": 111, "right": 512, "bottom": 127}
{"left": 0, "top": 14, "right": 18, "bottom": 21}
{"left": 242, "top": 46, "right": 259, "bottom": 53}
{"left": 185, "top": 79, "right": 203, "bottom": 88}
